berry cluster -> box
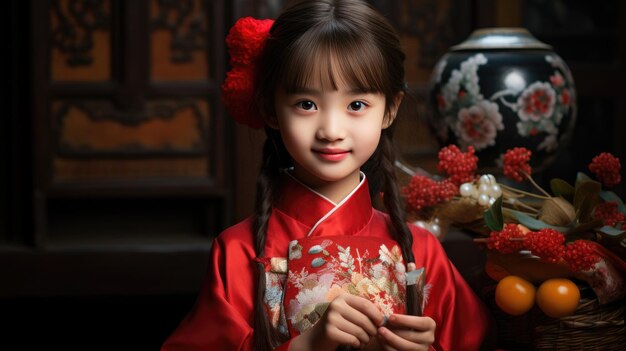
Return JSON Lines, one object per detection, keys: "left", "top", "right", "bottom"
{"left": 524, "top": 229, "right": 565, "bottom": 263}
{"left": 502, "top": 147, "right": 532, "bottom": 182}
{"left": 437, "top": 145, "right": 478, "bottom": 185}
{"left": 486, "top": 226, "right": 601, "bottom": 272}
{"left": 589, "top": 152, "right": 622, "bottom": 187}
{"left": 487, "top": 224, "right": 525, "bottom": 254}
{"left": 402, "top": 176, "right": 457, "bottom": 212}
{"left": 593, "top": 201, "right": 626, "bottom": 227}
{"left": 563, "top": 240, "right": 601, "bottom": 272}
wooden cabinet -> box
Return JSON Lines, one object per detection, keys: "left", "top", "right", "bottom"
{"left": 2, "top": 0, "right": 230, "bottom": 296}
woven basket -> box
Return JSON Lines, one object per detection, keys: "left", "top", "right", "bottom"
{"left": 482, "top": 281, "right": 625, "bottom": 350}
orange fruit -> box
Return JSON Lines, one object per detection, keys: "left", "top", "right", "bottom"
{"left": 495, "top": 275, "right": 536, "bottom": 316}
{"left": 536, "top": 278, "right": 580, "bottom": 318}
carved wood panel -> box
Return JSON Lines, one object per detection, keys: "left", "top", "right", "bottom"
{"left": 31, "top": 0, "right": 228, "bottom": 246}
{"left": 50, "top": 0, "right": 112, "bottom": 81}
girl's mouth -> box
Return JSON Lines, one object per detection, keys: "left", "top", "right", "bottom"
{"left": 313, "top": 148, "right": 350, "bottom": 162}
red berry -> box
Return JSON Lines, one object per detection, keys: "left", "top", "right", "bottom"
{"left": 487, "top": 224, "right": 526, "bottom": 254}
{"left": 589, "top": 152, "right": 622, "bottom": 187}
{"left": 503, "top": 147, "right": 532, "bottom": 182}
{"left": 402, "top": 175, "right": 457, "bottom": 212}
{"left": 593, "top": 202, "right": 626, "bottom": 227}
{"left": 523, "top": 229, "right": 565, "bottom": 263}
{"left": 563, "top": 240, "right": 601, "bottom": 272}
{"left": 437, "top": 145, "right": 478, "bottom": 186}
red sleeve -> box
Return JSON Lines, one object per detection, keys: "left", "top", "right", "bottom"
{"left": 161, "top": 229, "right": 295, "bottom": 351}
{"left": 411, "top": 226, "right": 492, "bottom": 351}
{"left": 161, "top": 237, "right": 254, "bottom": 351}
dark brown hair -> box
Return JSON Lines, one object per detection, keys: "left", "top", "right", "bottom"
{"left": 251, "top": 1, "right": 416, "bottom": 349}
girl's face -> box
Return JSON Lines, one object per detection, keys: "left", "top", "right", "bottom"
{"left": 273, "top": 78, "right": 393, "bottom": 201}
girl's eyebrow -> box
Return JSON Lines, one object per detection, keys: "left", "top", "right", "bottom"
{"left": 289, "top": 87, "right": 373, "bottom": 95}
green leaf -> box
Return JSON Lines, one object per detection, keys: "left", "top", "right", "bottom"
{"left": 600, "top": 191, "right": 626, "bottom": 214}
{"left": 597, "top": 226, "right": 626, "bottom": 237}
{"left": 573, "top": 179, "right": 602, "bottom": 222}
{"left": 484, "top": 196, "right": 503, "bottom": 231}
{"left": 568, "top": 219, "right": 604, "bottom": 235}
{"left": 550, "top": 178, "right": 575, "bottom": 201}
{"left": 503, "top": 208, "right": 569, "bottom": 232}
{"left": 575, "top": 172, "right": 593, "bottom": 189}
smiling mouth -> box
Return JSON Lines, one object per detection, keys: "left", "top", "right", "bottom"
{"left": 313, "top": 148, "right": 350, "bottom": 162}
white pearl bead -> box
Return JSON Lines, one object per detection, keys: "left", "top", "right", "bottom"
{"left": 489, "top": 197, "right": 496, "bottom": 206}
{"left": 478, "top": 194, "right": 490, "bottom": 206}
{"left": 478, "top": 184, "right": 490, "bottom": 195}
{"left": 479, "top": 174, "right": 491, "bottom": 185}
{"left": 460, "top": 183, "right": 474, "bottom": 197}
{"left": 433, "top": 217, "right": 440, "bottom": 224}
{"left": 488, "top": 184, "right": 502, "bottom": 198}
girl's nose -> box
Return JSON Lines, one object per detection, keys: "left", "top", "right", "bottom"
{"left": 315, "top": 111, "right": 346, "bottom": 141}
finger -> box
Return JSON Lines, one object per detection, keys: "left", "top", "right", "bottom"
{"left": 387, "top": 314, "right": 436, "bottom": 331}
{"left": 325, "top": 324, "right": 363, "bottom": 349}
{"left": 327, "top": 309, "right": 371, "bottom": 345}
{"left": 378, "top": 326, "right": 423, "bottom": 351}
{"left": 391, "top": 328, "right": 434, "bottom": 345}
{"left": 343, "top": 294, "right": 385, "bottom": 326}
{"left": 340, "top": 304, "right": 380, "bottom": 336}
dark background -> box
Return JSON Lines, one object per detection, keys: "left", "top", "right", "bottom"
{"left": 3, "top": 0, "right": 624, "bottom": 350}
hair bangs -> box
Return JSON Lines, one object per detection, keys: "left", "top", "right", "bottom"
{"left": 280, "top": 24, "right": 389, "bottom": 95}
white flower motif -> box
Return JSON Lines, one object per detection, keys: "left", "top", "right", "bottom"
{"left": 379, "top": 244, "right": 403, "bottom": 266}
{"left": 517, "top": 81, "right": 556, "bottom": 122}
{"left": 441, "top": 54, "right": 488, "bottom": 111}
{"left": 288, "top": 284, "right": 330, "bottom": 320}
{"left": 454, "top": 100, "right": 504, "bottom": 150}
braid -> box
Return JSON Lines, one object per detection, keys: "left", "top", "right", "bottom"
{"left": 377, "top": 130, "right": 422, "bottom": 316}
{"left": 252, "top": 129, "right": 289, "bottom": 350}
{"left": 378, "top": 131, "right": 414, "bottom": 262}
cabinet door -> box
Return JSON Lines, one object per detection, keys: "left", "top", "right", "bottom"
{"left": 31, "top": 0, "right": 230, "bottom": 249}
{"left": 0, "top": 0, "right": 230, "bottom": 296}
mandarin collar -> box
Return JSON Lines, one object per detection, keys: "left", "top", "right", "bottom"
{"left": 274, "top": 172, "right": 373, "bottom": 237}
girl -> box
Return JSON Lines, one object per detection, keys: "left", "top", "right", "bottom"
{"left": 162, "top": 1, "right": 491, "bottom": 350}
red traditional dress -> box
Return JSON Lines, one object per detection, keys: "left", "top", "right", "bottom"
{"left": 162, "top": 174, "right": 491, "bottom": 351}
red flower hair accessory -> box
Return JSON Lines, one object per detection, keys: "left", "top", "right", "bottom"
{"left": 221, "top": 17, "right": 274, "bottom": 129}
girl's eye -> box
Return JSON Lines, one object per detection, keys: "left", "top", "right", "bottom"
{"left": 297, "top": 100, "right": 317, "bottom": 111}
{"left": 348, "top": 101, "right": 367, "bottom": 112}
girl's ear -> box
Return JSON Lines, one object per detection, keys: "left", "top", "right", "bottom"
{"left": 382, "top": 92, "right": 405, "bottom": 129}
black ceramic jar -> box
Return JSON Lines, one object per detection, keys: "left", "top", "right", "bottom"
{"left": 429, "top": 28, "right": 577, "bottom": 172}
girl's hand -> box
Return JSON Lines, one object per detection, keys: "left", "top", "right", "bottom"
{"left": 375, "top": 314, "right": 436, "bottom": 351}
{"left": 289, "top": 294, "right": 385, "bottom": 351}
